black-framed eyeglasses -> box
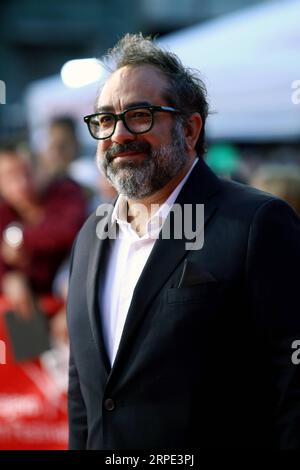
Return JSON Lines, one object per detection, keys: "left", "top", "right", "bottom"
{"left": 83, "top": 105, "right": 181, "bottom": 140}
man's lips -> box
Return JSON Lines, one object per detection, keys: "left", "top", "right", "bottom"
{"left": 113, "top": 151, "right": 146, "bottom": 159}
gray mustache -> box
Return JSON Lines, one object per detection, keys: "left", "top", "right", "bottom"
{"left": 105, "top": 141, "right": 151, "bottom": 161}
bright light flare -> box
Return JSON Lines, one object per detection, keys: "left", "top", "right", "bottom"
{"left": 61, "top": 58, "right": 104, "bottom": 88}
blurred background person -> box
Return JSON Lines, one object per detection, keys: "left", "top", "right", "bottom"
{"left": 250, "top": 163, "right": 300, "bottom": 216}
{"left": 39, "top": 116, "right": 80, "bottom": 185}
{"left": 0, "top": 145, "right": 43, "bottom": 318}
{"left": 0, "top": 143, "right": 87, "bottom": 320}
{"left": 0, "top": 137, "right": 88, "bottom": 451}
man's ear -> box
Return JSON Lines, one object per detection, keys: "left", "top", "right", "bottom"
{"left": 184, "top": 113, "right": 202, "bottom": 153}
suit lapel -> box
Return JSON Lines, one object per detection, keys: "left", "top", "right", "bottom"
{"left": 110, "top": 158, "right": 221, "bottom": 376}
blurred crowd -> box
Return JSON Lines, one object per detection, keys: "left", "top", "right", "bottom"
{"left": 0, "top": 116, "right": 116, "bottom": 347}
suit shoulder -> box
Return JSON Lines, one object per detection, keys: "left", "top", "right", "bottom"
{"left": 75, "top": 202, "right": 115, "bottom": 248}
{"left": 77, "top": 211, "right": 99, "bottom": 239}
{"left": 220, "top": 178, "right": 275, "bottom": 203}
{"left": 215, "top": 179, "right": 300, "bottom": 231}
{"left": 218, "top": 178, "right": 280, "bottom": 215}
{"left": 68, "top": 212, "right": 97, "bottom": 264}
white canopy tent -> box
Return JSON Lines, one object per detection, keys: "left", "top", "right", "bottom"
{"left": 25, "top": 0, "right": 300, "bottom": 152}
{"left": 158, "top": 0, "right": 300, "bottom": 141}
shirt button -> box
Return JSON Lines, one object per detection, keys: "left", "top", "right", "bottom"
{"left": 104, "top": 398, "right": 115, "bottom": 411}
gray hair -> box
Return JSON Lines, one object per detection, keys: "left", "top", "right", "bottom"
{"left": 102, "top": 33, "right": 209, "bottom": 156}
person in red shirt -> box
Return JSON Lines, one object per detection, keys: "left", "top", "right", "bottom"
{"left": 0, "top": 145, "right": 87, "bottom": 319}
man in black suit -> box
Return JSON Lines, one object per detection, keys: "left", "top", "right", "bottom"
{"left": 67, "top": 34, "right": 300, "bottom": 449}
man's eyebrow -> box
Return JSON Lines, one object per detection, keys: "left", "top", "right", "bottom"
{"left": 94, "top": 105, "right": 114, "bottom": 113}
{"left": 124, "top": 101, "right": 152, "bottom": 109}
{"left": 94, "top": 101, "right": 152, "bottom": 113}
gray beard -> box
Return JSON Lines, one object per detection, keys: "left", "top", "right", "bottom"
{"left": 97, "top": 121, "right": 188, "bottom": 199}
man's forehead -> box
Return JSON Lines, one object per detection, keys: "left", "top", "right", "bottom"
{"left": 96, "top": 65, "right": 169, "bottom": 110}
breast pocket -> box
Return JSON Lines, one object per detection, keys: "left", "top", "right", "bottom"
{"left": 167, "top": 282, "right": 221, "bottom": 304}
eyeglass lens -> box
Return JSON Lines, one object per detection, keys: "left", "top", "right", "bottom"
{"left": 89, "top": 108, "right": 153, "bottom": 139}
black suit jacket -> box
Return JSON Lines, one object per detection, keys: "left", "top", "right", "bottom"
{"left": 67, "top": 158, "right": 300, "bottom": 449}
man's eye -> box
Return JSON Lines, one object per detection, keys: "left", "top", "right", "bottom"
{"left": 99, "top": 115, "right": 114, "bottom": 125}
{"left": 130, "top": 111, "right": 151, "bottom": 119}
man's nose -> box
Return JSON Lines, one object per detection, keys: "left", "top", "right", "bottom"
{"left": 112, "top": 119, "right": 135, "bottom": 144}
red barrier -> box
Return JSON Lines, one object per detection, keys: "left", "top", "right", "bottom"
{"left": 0, "top": 297, "right": 68, "bottom": 449}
